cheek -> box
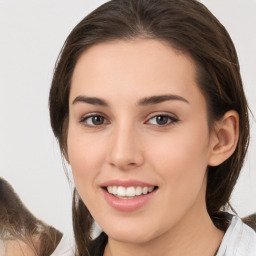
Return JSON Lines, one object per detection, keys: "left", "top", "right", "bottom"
{"left": 67, "top": 126, "right": 106, "bottom": 197}
{"left": 144, "top": 127, "right": 210, "bottom": 230}
{"left": 148, "top": 123, "right": 210, "bottom": 197}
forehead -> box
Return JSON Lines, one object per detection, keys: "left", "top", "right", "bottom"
{"left": 70, "top": 39, "right": 206, "bottom": 108}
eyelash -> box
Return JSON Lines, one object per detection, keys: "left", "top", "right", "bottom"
{"left": 146, "top": 114, "right": 179, "bottom": 127}
{"left": 80, "top": 113, "right": 109, "bottom": 128}
{"left": 80, "top": 113, "right": 179, "bottom": 128}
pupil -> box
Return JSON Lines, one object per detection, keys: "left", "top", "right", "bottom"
{"left": 93, "top": 116, "right": 104, "bottom": 125}
{"left": 156, "top": 116, "right": 168, "bottom": 125}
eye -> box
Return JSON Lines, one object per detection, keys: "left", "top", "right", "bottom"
{"left": 80, "top": 114, "right": 108, "bottom": 127}
{"left": 147, "top": 114, "right": 178, "bottom": 126}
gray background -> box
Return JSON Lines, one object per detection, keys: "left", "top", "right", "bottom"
{"left": 0, "top": 0, "right": 255, "bottom": 235}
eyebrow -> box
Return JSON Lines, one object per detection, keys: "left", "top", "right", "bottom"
{"left": 138, "top": 94, "right": 189, "bottom": 105}
{"left": 72, "top": 94, "right": 189, "bottom": 107}
{"left": 72, "top": 96, "right": 109, "bottom": 106}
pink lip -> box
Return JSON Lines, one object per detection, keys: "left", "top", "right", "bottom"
{"left": 100, "top": 179, "right": 156, "bottom": 188}
{"left": 100, "top": 180, "right": 158, "bottom": 212}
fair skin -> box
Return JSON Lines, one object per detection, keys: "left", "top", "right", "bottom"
{"left": 67, "top": 39, "right": 238, "bottom": 256}
{"left": 4, "top": 239, "right": 39, "bottom": 256}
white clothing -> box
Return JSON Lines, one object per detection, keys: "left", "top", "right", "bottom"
{"left": 50, "top": 234, "right": 75, "bottom": 256}
{"left": 216, "top": 215, "right": 256, "bottom": 256}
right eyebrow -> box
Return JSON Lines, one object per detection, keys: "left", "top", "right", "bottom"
{"left": 138, "top": 94, "right": 189, "bottom": 106}
{"left": 72, "top": 96, "right": 109, "bottom": 107}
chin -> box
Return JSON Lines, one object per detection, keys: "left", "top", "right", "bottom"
{"left": 100, "top": 220, "right": 163, "bottom": 245}
{"left": 108, "top": 230, "right": 154, "bottom": 244}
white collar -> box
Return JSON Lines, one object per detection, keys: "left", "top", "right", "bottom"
{"left": 216, "top": 215, "right": 256, "bottom": 256}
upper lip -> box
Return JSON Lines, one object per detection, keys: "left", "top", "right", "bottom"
{"left": 100, "top": 179, "right": 157, "bottom": 188}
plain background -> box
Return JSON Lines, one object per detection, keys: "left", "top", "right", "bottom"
{"left": 0, "top": 0, "right": 255, "bottom": 235}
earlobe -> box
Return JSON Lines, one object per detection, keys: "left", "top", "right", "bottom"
{"left": 208, "top": 110, "right": 239, "bottom": 166}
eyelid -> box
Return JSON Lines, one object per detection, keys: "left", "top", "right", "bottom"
{"left": 146, "top": 111, "right": 178, "bottom": 120}
{"left": 145, "top": 112, "right": 179, "bottom": 126}
{"left": 80, "top": 111, "right": 107, "bottom": 120}
{"left": 79, "top": 112, "right": 110, "bottom": 127}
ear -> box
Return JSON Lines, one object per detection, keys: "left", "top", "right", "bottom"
{"left": 208, "top": 110, "right": 239, "bottom": 166}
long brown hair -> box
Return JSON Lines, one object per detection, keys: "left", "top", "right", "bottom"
{"left": 49, "top": 0, "right": 250, "bottom": 254}
{"left": 0, "top": 177, "right": 62, "bottom": 255}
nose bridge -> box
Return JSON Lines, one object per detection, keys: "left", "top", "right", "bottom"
{"left": 107, "top": 120, "right": 143, "bottom": 169}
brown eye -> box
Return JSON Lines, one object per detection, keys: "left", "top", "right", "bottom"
{"left": 91, "top": 116, "right": 105, "bottom": 125}
{"left": 155, "top": 116, "right": 169, "bottom": 125}
{"left": 81, "top": 115, "right": 107, "bottom": 126}
{"left": 148, "top": 115, "right": 178, "bottom": 126}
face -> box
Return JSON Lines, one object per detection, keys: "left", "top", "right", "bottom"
{"left": 68, "top": 39, "right": 216, "bottom": 243}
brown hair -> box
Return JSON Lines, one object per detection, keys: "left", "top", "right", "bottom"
{"left": 0, "top": 177, "right": 62, "bottom": 256}
{"left": 49, "top": 0, "right": 250, "bottom": 254}
{"left": 243, "top": 214, "right": 256, "bottom": 232}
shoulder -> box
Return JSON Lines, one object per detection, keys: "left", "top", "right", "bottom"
{"left": 217, "top": 215, "right": 256, "bottom": 256}
{"left": 1, "top": 239, "right": 39, "bottom": 256}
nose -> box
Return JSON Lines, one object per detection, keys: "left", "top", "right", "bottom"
{"left": 107, "top": 125, "right": 144, "bottom": 170}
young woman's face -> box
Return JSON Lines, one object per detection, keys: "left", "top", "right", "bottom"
{"left": 68, "top": 40, "right": 216, "bottom": 243}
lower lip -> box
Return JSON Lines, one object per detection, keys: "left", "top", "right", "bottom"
{"left": 101, "top": 188, "right": 157, "bottom": 212}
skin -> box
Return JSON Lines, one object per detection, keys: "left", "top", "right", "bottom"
{"left": 67, "top": 39, "right": 238, "bottom": 256}
{"left": 4, "top": 239, "right": 39, "bottom": 256}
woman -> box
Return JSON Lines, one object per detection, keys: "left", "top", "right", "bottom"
{"left": 49, "top": 0, "right": 256, "bottom": 255}
{"left": 0, "top": 177, "right": 63, "bottom": 256}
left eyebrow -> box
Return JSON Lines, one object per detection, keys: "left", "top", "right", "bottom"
{"left": 138, "top": 94, "right": 189, "bottom": 106}
{"left": 72, "top": 96, "right": 109, "bottom": 107}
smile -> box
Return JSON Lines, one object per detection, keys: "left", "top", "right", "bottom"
{"left": 101, "top": 181, "right": 158, "bottom": 212}
{"left": 106, "top": 186, "right": 155, "bottom": 199}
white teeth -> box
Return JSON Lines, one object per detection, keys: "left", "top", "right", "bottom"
{"left": 126, "top": 187, "right": 136, "bottom": 197}
{"left": 142, "top": 187, "right": 148, "bottom": 194}
{"left": 107, "top": 186, "right": 113, "bottom": 194}
{"left": 135, "top": 187, "right": 142, "bottom": 195}
{"left": 148, "top": 187, "right": 154, "bottom": 193}
{"left": 112, "top": 186, "right": 118, "bottom": 195}
{"left": 117, "top": 186, "right": 126, "bottom": 196}
{"left": 106, "top": 186, "right": 155, "bottom": 197}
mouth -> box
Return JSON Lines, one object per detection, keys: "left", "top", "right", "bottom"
{"left": 103, "top": 185, "right": 158, "bottom": 199}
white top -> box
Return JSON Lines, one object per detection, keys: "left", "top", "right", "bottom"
{"left": 50, "top": 234, "right": 75, "bottom": 256}
{"left": 216, "top": 215, "right": 256, "bottom": 256}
